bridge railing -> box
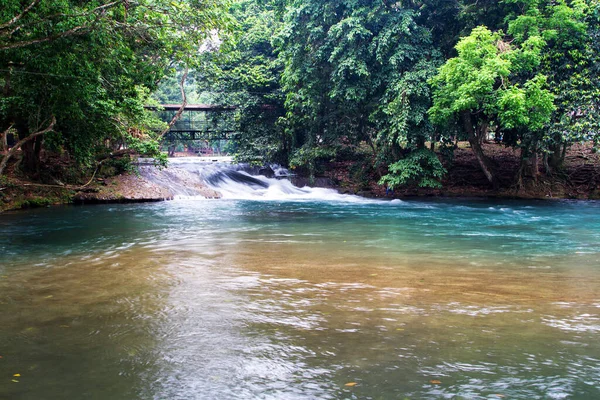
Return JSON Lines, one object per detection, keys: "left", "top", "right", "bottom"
{"left": 144, "top": 104, "right": 237, "bottom": 139}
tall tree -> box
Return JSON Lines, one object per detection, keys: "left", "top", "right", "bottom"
{"left": 428, "top": 0, "right": 591, "bottom": 186}
{"left": 196, "top": 0, "right": 286, "bottom": 164}
{"left": 276, "top": 0, "right": 439, "bottom": 179}
{"left": 0, "top": 0, "right": 230, "bottom": 176}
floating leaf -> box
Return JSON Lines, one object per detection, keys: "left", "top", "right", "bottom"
{"left": 13, "top": 374, "right": 20, "bottom": 377}
{"left": 429, "top": 380, "right": 441, "bottom": 384}
{"left": 11, "top": 379, "right": 19, "bottom": 383}
{"left": 45, "top": 295, "right": 53, "bottom": 299}
{"left": 396, "top": 328, "right": 405, "bottom": 331}
{"left": 345, "top": 382, "right": 357, "bottom": 387}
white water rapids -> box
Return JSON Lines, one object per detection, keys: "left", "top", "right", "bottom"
{"left": 139, "top": 157, "right": 385, "bottom": 203}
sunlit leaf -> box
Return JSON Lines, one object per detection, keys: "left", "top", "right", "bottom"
{"left": 344, "top": 382, "right": 358, "bottom": 387}
{"left": 429, "top": 379, "right": 441, "bottom": 384}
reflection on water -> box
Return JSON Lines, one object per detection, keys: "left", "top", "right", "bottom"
{"left": 0, "top": 199, "right": 599, "bottom": 399}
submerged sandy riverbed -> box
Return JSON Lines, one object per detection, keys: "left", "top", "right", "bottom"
{"left": 1, "top": 198, "right": 599, "bottom": 399}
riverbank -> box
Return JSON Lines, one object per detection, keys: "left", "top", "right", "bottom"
{"left": 326, "top": 142, "right": 600, "bottom": 200}
{"left": 0, "top": 168, "right": 223, "bottom": 213}
{"left": 1, "top": 143, "right": 599, "bottom": 213}
{"left": 0, "top": 173, "right": 168, "bottom": 213}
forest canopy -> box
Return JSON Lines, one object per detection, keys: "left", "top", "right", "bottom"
{"left": 1, "top": 0, "right": 599, "bottom": 189}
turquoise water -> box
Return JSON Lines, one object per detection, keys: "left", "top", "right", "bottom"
{"left": 1, "top": 198, "right": 599, "bottom": 399}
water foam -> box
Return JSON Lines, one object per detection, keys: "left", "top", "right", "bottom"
{"left": 142, "top": 157, "right": 395, "bottom": 204}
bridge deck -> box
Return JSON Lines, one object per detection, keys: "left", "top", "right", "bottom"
{"left": 144, "top": 104, "right": 236, "bottom": 111}
{"left": 145, "top": 104, "right": 237, "bottom": 140}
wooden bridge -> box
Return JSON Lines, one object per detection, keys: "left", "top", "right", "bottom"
{"left": 144, "top": 104, "right": 237, "bottom": 141}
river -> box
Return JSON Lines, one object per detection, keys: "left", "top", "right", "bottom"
{"left": 1, "top": 163, "right": 599, "bottom": 399}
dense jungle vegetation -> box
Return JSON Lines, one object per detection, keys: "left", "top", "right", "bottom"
{"left": 1, "top": 0, "right": 599, "bottom": 192}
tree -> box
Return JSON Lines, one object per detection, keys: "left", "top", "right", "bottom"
{"left": 429, "top": 25, "right": 554, "bottom": 187}
{"left": 533, "top": 0, "right": 600, "bottom": 170}
{"left": 275, "top": 0, "right": 439, "bottom": 179}
{"left": 0, "top": 0, "right": 230, "bottom": 177}
{"left": 196, "top": 0, "right": 287, "bottom": 164}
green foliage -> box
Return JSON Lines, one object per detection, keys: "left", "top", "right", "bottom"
{"left": 497, "top": 75, "right": 555, "bottom": 131}
{"left": 275, "top": 0, "right": 439, "bottom": 175}
{"left": 0, "top": 174, "right": 14, "bottom": 188}
{"left": 502, "top": 0, "right": 596, "bottom": 165}
{"left": 428, "top": 22, "right": 554, "bottom": 183}
{"left": 0, "top": 0, "right": 231, "bottom": 177}
{"left": 540, "top": 0, "right": 600, "bottom": 159}
{"left": 15, "top": 196, "right": 52, "bottom": 209}
{"left": 2, "top": 0, "right": 598, "bottom": 190}
{"left": 379, "top": 149, "right": 446, "bottom": 189}
{"left": 194, "top": 0, "right": 286, "bottom": 164}
{"left": 429, "top": 27, "right": 511, "bottom": 126}
{"left": 127, "top": 137, "right": 167, "bottom": 168}
{"left": 289, "top": 145, "right": 336, "bottom": 178}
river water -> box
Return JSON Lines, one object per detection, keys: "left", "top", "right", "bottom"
{"left": 1, "top": 163, "right": 599, "bottom": 399}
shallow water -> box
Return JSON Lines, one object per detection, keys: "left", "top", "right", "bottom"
{"left": 1, "top": 198, "right": 599, "bottom": 399}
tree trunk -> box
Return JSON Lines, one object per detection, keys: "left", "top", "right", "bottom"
{"left": 0, "top": 117, "right": 55, "bottom": 176}
{"left": 531, "top": 140, "right": 539, "bottom": 180}
{"left": 0, "top": 124, "right": 11, "bottom": 154}
{"left": 0, "top": 133, "right": 6, "bottom": 153}
{"left": 547, "top": 137, "right": 564, "bottom": 172}
{"left": 477, "top": 121, "right": 489, "bottom": 143}
{"left": 518, "top": 139, "right": 541, "bottom": 185}
{"left": 461, "top": 111, "right": 498, "bottom": 188}
{"left": 21, "top": 138, "right": 38, "bottom": 173}
{"left": 159, "top": 67, "right": 189, "bottom": 139}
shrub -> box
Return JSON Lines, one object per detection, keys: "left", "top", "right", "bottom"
{"left": 379, "top": 149, "right": 446, "bottom": 189}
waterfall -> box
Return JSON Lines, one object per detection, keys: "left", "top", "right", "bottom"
{"left": 138, "top": 157, "right": 380, "bottom": 203}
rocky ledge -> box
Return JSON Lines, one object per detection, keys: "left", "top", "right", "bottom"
{"left": 73, "top": 171, "right": 221, "bottom": 204}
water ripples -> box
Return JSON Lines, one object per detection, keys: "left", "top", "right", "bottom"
{"left": 1, "top": 199, "right": 600, "bottom": 399}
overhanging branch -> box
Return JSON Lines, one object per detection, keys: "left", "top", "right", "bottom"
{"left": 0, "top": 116, "right": 56, "bottom": 175}
{"left": 0, "top": 0, "right": 40, "bottom": 31}
{"left": 159, "top": 67, "right": 189, "bottom": 138}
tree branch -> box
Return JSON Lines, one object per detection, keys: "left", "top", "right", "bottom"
{"left": 0, "top": 0, "right": 125, "bottom": 50}
{"left": 0, "top": 0, "right": 40, "bottom": 31}
{"left": 159, "top": 67, "right": 189, "bottom": 138}
{"left": 1, "top": 124, "right": 14, "bottom": 154}
{"left": 0, "top": 26, "right": 88, "bottom": 51}
{"left": 0, "top": 116, "right": 55, "bottom": 175}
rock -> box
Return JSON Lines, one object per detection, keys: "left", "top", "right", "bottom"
{"left": 258, "top": 166, "right": 275, "bottom": 178}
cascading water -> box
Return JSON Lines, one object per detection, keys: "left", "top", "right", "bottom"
{"left": 139, "top": 157, "right": 383, "bottom": 203}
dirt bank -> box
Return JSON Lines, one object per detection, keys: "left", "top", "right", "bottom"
{"left": 0, "top": 166, "right": 220, "bottom": 213}
{"left": 2, "top": 143, "right": 599, "bottom": 213}
{"left": 324, "top": 143, "right": 600, "bottom": 200}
